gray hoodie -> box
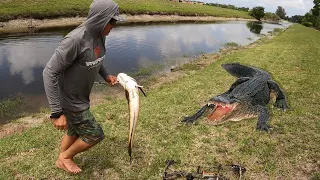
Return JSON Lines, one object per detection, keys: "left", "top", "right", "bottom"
{"left": 43, "top": 0, "right": 119, "bottom": 113}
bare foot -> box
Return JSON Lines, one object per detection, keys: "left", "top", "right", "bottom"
{"left": 58, "top": 154, "right": 82, "bottom": 174}
{"left": 56, "top": 159, "right": 71, "bottom": 173}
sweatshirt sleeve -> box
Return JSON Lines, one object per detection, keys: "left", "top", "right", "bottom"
{"left": 99, "top": 64, "right": 109, "bottom": 80}
{"left": 43, "top": 37, "right": 79, "bottom": 114}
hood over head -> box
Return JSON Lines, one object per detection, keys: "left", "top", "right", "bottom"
{"left": 84, "top": 0, "right": 119, "bottom": 38}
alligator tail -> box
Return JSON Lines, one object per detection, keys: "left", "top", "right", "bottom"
{"left": 221, "top": 63, "right": 269, "bottom": 78}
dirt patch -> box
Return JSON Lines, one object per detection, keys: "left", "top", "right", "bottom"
{"left": 0, "top": 115, "right": 48, "bottom": 139}
{"left": 0, "top": 14, "right": 256, "bottom": 36}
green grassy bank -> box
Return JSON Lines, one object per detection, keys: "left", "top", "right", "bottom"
{"left": 0, "top": 24, "right": 319, "bottom": 179}
{"left": 0, "top": 0, "right": 252, "bottom": 22}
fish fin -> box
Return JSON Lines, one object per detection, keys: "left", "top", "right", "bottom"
{"left": 137, "top": 86, "right": 147, "bottom": 97}
{"left": 128, "top": 127, "right": 133, "bottom": 163}
{"left": 125, "top": 90, "right": 130, "bottom": 104}
{"left": 128, "top": 144, "right": 132, "bottom": 159}
{"left": 129, "top": 76, "right": 138, "bottom": 83}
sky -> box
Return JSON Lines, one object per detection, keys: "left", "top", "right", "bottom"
{"left": 201, "top": 0, "right": 314, "bottom": 16}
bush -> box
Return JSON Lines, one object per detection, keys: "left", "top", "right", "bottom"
{"left": 264, "top": 12, "right": 281, "bottom": 22}
{"left": 223, "top": 42, "right": 239, "bottom": 47}
{"left": 273, "top": 28, "right": 283, "bottom": 33}
{"left": 302, "top": 21, "right": 314, "bottom": 27}
{"left": 303, "top": 12, "right": 316, "bottom": 27}
{"left": 0, "top": 96, "right": 22, "bottom": 120}
{"left": 315, "top": 15, "right": 320, "bottom": 30}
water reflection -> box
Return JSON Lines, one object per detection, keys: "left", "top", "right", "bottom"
{"left": 104, "top": 21, "right": 262, "bottom": 75}
{"left": 0, "top": 36, "right": 61, "bottom": 99}
{"left": 246, "top": 22, "right": 263, "bottom": 35}
{"left": 0, "top": 21, "right": 289, "bottom": 122}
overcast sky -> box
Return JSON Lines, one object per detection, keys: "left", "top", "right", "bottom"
{"left": 201, "top": 0, "right": 314, "bottom": 16}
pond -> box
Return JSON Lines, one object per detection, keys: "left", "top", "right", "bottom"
{"left": 0, "top": 21, "right": 290, "bottom": 124}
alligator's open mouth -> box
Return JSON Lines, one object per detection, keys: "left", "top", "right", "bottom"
{"left": 207, "top": 102, "right": 240, "bottom": 123}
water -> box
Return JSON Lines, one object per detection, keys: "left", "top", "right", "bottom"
{"left": 0, "top": 21, "right": 289, "bottom": 123}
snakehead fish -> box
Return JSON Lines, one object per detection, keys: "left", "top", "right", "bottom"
{"left": 117, "top": 73, "right": 146, "bottom": 162}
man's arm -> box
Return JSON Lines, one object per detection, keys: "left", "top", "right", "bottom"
{"left": 43, "top": 37, "right": 79, "bottom": 114}
{"left": 99, "top": 64, "right": 110, "bottom": 80}
{"left": 99, "top": 65, "right": 118, "bottom": 85}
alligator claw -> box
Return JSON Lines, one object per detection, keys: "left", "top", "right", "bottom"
{"left": 274, "top": 99, "right": 289, "bottom": 110}
{"left": 256, "top": 123, "right": 271, "bottom": 132}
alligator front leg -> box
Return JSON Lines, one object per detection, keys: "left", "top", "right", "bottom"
{"left": 267, "top": 80, "right": 289, "bottom": 110}
{"left": 182, "top": 104, "right": 214, "bottom": 124}
{"left": 254, "top": 105, "right": 271, "bottom": 132}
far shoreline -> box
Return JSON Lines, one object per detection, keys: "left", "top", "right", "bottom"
{"left": 0, "top": 14, "right": 258, "bottom": 36}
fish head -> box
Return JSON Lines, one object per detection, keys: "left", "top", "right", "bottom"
{"left": 117, "top": 73, "right": 146, "bottom": 97}
{"left": 117, "top": 73, "right": 129, "bottom": 88}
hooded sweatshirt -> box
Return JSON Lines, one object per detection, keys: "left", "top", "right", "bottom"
{"left": 43, "top": 0, "right": 119, "bottom": 113}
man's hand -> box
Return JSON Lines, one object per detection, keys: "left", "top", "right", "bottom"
{"left": 53, "top": 115, "right": 67, "bottom": 131}
{"left": 106, "top": 75, "right": 118, "bottom": 86}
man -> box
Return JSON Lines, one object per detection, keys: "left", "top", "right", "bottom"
{"left": 43, "top": 0, "right": 122, "bottom": 174}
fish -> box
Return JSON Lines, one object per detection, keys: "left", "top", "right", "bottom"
{"left": 117, "top": 73, "right": 146, "bottom": 163}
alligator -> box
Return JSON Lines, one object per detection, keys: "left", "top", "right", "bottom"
{"left": 182, "top": 63, "right": 289, "bottom": 132}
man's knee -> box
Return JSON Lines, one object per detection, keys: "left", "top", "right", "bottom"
{"left": 81, "top": 127, "right": 105, "bottom": 144}
{"left": 66, "top": 109, "right": 105, "bottom": 144}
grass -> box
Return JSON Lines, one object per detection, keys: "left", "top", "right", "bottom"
{"left": 0, "top": 24, "right": 319, "bottom": 179}
{"left": 128, "top": 64, "right": 164, "bottom": 77}
{"left": 0, "top": 96, "right": 23, "bottom": 123}
{"left": 0, "top": 0, "right": 253, "bottom": 22}
{"left": 273, "top": 28, "right": 283, "bottom": 33}
{"left": 223, "top": 42, "right": 239, "bottom": 48}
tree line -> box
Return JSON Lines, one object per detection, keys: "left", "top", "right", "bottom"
{"left": 248, "top": 6, "right": 284, "bottom": 22}
{"left": 205, "top": 0, "right": 320, "bottom": 30}
{"left": 205, "top": 3, "right": 284, "bottom": 22}
{"left": 288, "top": 0, "right": 320, "bottom": 30}
{"left": 248, "top": 1, "right": 320, "bottom": 30}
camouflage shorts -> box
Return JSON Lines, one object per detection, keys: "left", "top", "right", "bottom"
{"left": 63, "top": 108, "right": 105, "bottom": 144}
